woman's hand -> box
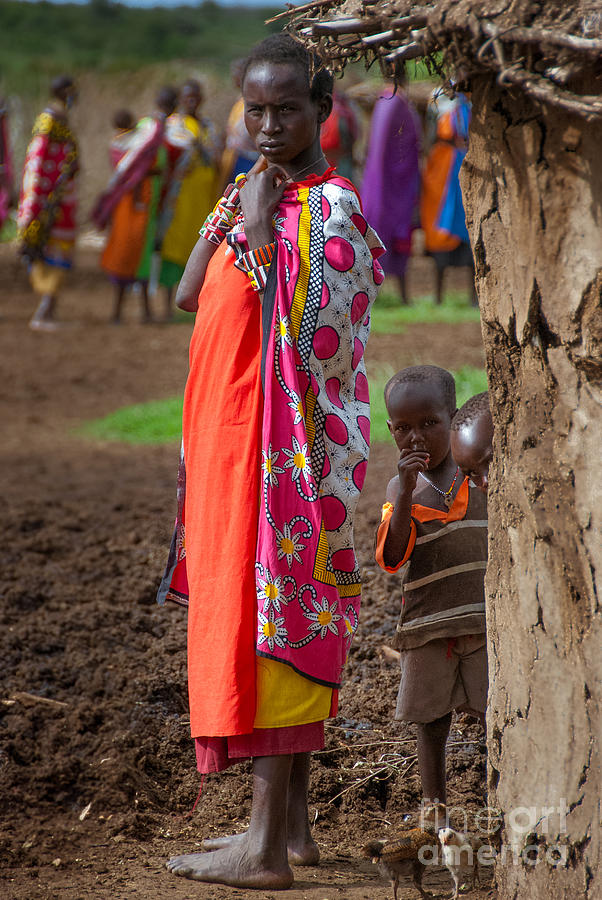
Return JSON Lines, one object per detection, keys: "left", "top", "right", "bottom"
{"left": 239, "top": 163, "right": 291, "bottom": 250}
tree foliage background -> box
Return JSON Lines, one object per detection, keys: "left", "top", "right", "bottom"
{"left": 0, "top": 0, "right": 279, "bottom": 95}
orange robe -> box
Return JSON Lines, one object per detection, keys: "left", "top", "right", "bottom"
{"left": 182, "top": 242, "right": 263, "bottom": 737}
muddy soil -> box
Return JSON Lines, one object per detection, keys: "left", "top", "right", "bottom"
{"left": 0, "top": 244, "right": 493, "bottom": 900}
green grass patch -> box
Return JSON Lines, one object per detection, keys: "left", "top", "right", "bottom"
{"left": 79, "top": 367, "right": 487, "bottom": 447}
{"left": 368, "top": 365, "right": 488, "bottom": 444}
{"left": 80, "top": 396, "right": 183, "bottom": 445}
{"left": 371, "top": 289, "right": 480, "bottom": 334}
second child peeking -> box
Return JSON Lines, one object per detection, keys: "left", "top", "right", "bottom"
{"left": 375, "top": 365, "right": 488, "bottom": 809}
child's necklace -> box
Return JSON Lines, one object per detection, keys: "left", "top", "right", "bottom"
{"left": 419, "top": 466, "right": 460, "bottom": 509}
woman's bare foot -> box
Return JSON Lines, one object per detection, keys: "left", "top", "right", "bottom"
{"left": 166, "top": 839, "right": 294, "bottom": 889}
{"left": 287, "top": 835, "right": 320, "bottom": 866}
{"left": 202, "top": 831, "right": 320, "bottom": 866}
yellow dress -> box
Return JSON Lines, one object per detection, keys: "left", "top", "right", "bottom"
{"left": 160, "top": 114, "right": 217, "bottom": 283}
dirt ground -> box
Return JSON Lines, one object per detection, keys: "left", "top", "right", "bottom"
{"left": 0, "top": 243, "right": 493, "bottom": 900}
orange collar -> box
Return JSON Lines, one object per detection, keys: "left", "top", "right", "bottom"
{"left": 411, "top": 477, "right": 469, "bottom": 524}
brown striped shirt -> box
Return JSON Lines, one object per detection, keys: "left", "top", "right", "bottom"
{"left": 375, "top": 478, "right": 487, "bottom": 650}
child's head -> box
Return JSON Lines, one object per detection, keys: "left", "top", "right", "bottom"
{"left": 385, "top": 366, "right": 456, "bottom": 470}
{"left": 241, "top": 34, "right": 333, "bottom": 169}
{"left": 112, "top": 109, "right": 135, "bottom": 132}
{"left": 450, "top": 391, "right": 493, "bottom": 493}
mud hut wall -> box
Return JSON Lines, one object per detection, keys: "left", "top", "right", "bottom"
{"left": 460, "top": 74, "right": 601, "bottom": 897}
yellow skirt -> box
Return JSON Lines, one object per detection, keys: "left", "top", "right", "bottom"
{"left": 254, "top": 657, "right": 333, "bottom": 728}
{"left": 30, "top": 260, "right": 66, "bottom": 296}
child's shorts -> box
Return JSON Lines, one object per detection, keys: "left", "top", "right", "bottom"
{"left": 395, "top": 633, "right": 487, "bottom": 724}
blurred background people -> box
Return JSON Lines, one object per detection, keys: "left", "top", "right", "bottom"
{"left": 93, "top": 87, "right": 178, "bottom": 322}
{"left": 361, "top": 67, "right": 421, "bottom": 304}
{"left": 421, "top": 90, "right": 475, "bottom": 305}
{"left": 158, "top": 78, "right": 218, "bottom": 318}
{"left": 218, "top": 60, "right": 259, "bottom": 191}
{"left": 97, "top": 109, "right": 155, "bottom": 324}
{"left": 0, "top": 96, "right": 13, "bottom": 236}
{"left": 320, "top": 88, "right": 359, "bottom": 182}
{"left": 17, "top": 75, "right": 79, "bottom": 331}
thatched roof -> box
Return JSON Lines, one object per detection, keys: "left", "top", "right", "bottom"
{"left": 269, "top": 1, "right": 602, "bottom": 119}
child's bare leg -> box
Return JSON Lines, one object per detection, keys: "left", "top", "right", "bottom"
{"left": 416, "top": 712, "right": 452, "bottom": 803}
{"left": 167, "top": 754, "right": 294, "bottom": 889}
{"left": 203, "top": 752, "right": 319, "bottom": 865}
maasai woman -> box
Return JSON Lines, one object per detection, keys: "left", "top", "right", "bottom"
{"left": 159, "top": 79, "right": 218, "bottom": 318}
{"left": 159, "top": 34, "right": 384, "bottom": 890}
{"left": 17, "top": 75, "right": 78, "bottom": 331}
{"left": 98, "top": 110, "right": 154, "bottom": 323}
{"left": 92, "top": 86, "right": 178, "bottom": 322}
{"left": 0, "top": 97, "right": 13, "bottom": 235}
{"left": 361, "top": 65, "right": 421, "bottom": 304}
{"left": 421, "top": 91, "right": 475, "bottom": 305}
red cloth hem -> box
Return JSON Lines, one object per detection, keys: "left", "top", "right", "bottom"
{"left": 195, "top": 722, "right": 325, "bottom": 773}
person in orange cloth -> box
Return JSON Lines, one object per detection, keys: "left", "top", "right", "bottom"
{"left": 421, "top": 92, "right": 475, "bottom": 305}
{"left": 98, "top": 109, "right": 152, "bottom": 323}
{"left": 158, "top": 34, "right": 384, "bottom": 890}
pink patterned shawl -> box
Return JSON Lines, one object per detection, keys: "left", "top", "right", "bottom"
{"left": 254, "top": 173, "right": 384, "bottom": 687}
{"left": 91, "top": 115, "right": 164, "bottom": 230}
{"left": 158, "top": 172, "right": 385, "bottom": 691}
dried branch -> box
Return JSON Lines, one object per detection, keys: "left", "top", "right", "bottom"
{"left": 280, "top": 0, "right": 602, "bottom": 120}
{"left": 266, "top": 0, "right": 343, "bottom": 24}
{"left": 313, "top": 17, "right": 384, "bottom": 35}
{"left": 10, "top": 691, "right": 69, "bottom": 709}
{"left": 495, "top": 63, "right": 602, "bottom": 119}
{"left": 484, "top": 22, "right": 602, "bottom": 54}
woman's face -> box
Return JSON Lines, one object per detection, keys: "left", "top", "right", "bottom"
{"left": 243, "top": 61, "right": 331, "bottom": 174}
{"left": 181, "top": 86, "right": 202, "bottom": 117}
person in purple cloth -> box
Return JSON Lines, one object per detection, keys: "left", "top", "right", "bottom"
{"left": 361, "top": 65, "right": 421, "bottom": 304}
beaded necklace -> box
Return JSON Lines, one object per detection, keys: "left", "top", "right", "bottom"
{"left": 419, "top": 467, "right": 460, "bottom": 510}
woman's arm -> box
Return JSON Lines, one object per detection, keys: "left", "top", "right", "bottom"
{"left": 175, "top": 236, "right": 218, "bottom": 312}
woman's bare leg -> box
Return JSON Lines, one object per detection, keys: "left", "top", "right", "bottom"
{"left": 30, "top": 294, "right": 58, "bottom": 329}
{"left": 140, "top": 282, "right": 154, "bottom": 323}
{"left": 167, "top": 754, "right": 294, "bottom": 888}
{"left": 111, "top": 284, "right": 126, "bottom": 324}
{"left": 286, "top": 752, "right": 319, "bottom": 865}
{"left": 202, "top": 752, "right": 319, "bottom": 865}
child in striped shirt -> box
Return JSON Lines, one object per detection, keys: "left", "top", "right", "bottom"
{"left": 375, "top": 366, "right": 488, "bottom": 809}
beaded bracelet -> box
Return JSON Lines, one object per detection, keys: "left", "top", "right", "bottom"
{"left": 238, "top": 241, "right": 276, "bottom": 292}
{"left": 199, "top": 174, "right": 247, "bottom": 245}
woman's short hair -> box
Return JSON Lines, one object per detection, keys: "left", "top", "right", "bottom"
{"left": 112, "top": 108, "right": 135, "bottom": 131}
{"left": 51, "top": 75, "right": 75, "bottom": 98}
{"left": 242, "top": 33, "right": 333, "bottom": 102}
